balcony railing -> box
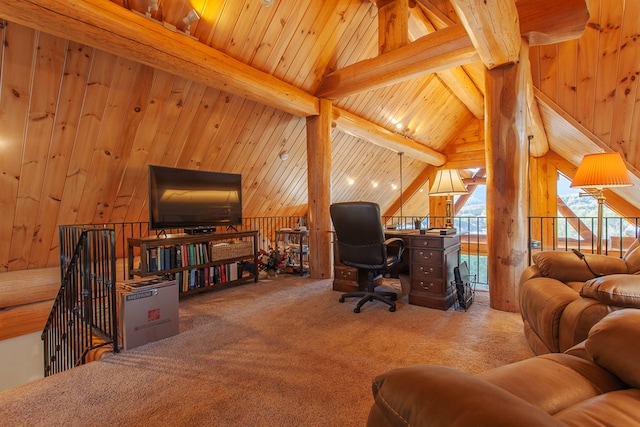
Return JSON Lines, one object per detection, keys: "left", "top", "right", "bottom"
{"left": 81, "top": 215, "right": 640, "bottom": 295}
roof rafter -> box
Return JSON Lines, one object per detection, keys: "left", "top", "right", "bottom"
{"left": 0, "top": 0, "right": 446, "bottom": 164}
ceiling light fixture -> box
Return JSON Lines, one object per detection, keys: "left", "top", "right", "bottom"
{"left": 278, "top": 151, "right": 289, "bottom": 160}
{"left": 182, "top": 9, "right": 200, "bottom": 35}
{"left": 261, "top": 0, "right": 275, "bottom": 7}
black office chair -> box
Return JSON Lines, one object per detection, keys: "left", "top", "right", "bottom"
{"left": 330, "top": 202, "right": 405, "bottom": 313}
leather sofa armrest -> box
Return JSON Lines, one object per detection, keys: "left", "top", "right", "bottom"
{"left": 519, "top": 277, "right": 581, "bottom": 352}
{"left": 367, "top": 365, "right": 564, "bottom": 427}
{"left": 519, "top": 264, "right": 542, "bottom": 285}
{"left": 479, "top": 354, "right": 626, "bottom": 415}
{"left": 532, "top": 251, "right": 628, "bottom": 283}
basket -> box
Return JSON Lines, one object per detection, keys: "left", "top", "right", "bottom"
{"left": 210, "top": 240, "right": 253, "bottom": 262}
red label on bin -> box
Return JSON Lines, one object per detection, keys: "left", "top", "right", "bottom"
{"left": 148, "top": 308, "right": 160, "bottom": 322}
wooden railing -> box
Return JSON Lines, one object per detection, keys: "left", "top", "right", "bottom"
{"left": 43, "top": 226, "right": 118, "bottom": 376}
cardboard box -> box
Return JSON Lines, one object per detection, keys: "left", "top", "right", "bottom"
{"left": 117, "top": 279, "right": 179, "bottom": 350}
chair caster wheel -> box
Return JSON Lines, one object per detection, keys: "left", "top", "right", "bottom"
{"left": 389, "top": 306, "right": 396, "bottom": 312}
{"left": 390, "top": 294, "right": 397, "bottom": 301}
{"left": 339, "top": 297, "right": 345, "bottom": 303}
{"left": 354, "top": 307, "right": 361, "bottom": 313}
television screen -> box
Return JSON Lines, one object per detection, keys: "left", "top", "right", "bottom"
{"left": 148, "top": 165, "right": 242, "bottom": 230}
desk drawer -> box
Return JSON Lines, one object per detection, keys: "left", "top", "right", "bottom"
{"left": 413, "top": 248, "right": 442, "bottom": 264}
{"left": 412, "top": 263, "right": 443, "bottom": 279}
{"left": 408, "top": 237, "right": 446, "bottom": 249}
{"left": 410, "top": 277, "right": 444, "bottom": 295}
{"left": 333, "top": 266, "right": 367, "bottom": 292}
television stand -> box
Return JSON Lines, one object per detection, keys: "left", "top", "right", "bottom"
{"left": 127, "top": 230, "right": 259, "bottom": 296}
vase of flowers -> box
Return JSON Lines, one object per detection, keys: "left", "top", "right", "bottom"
{"left": 258, "top": 246, "right": 285, "bottom": 276}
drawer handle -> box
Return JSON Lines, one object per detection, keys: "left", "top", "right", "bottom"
{"left": 419, "top": 266, "right": 434, "bottom": 275}
{"left": 420, "top": 281, "right": 433, "bottom": 290}
{"left": 422, "top": 241, "right": 430, "bottom": 246}
{"left": 419, "top": 251, "right": 434, "bottom": 259}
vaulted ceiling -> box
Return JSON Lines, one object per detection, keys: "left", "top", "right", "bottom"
{"left": 0, "top": 0, "right": 639, "bottom": 271}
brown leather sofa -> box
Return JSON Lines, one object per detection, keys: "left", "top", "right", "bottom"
{"left": 366, "top": 309, "right": 640, "bottom": 427}
{"left": 519, "top": 244, "right": 640, "bottom": 354}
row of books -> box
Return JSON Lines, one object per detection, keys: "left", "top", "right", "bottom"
{"left": 146, "top": 243, "right": 211, "bottom": 272}
{"left": 175, "top": 262, "right": 241, "bottom": 292}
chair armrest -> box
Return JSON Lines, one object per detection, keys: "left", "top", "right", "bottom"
{"left": 383, "top": 237, "right": 405, "bottom": 248}
{"left": 383, "top": 237, "right": 405, "bottom": 260}
{"left": 367, "top": 365, "right": 563, "bottom": 427}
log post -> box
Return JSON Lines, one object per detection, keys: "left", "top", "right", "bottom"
{"left": 529, "top": 155, "right": 557, "bottom": 251}
{"left": 485, "top": 44, "right": 530, "bottom": 312}
{"left": 306, "top": 99, "right": 333, "bottom": 279}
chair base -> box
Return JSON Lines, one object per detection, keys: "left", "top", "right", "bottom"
{"left": 338, "top": 270, "right": 397, "bottom": 313}
{"left": 339, "top": 291, "right": 397, "bottom": 313}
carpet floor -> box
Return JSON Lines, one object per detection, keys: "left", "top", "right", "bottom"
{"left": 0, "top": 276, "right": 533, "bottom": 426}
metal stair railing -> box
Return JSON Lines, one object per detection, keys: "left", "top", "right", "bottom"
{"left": 42, "top": 226, "right": 119, "bottom": 376}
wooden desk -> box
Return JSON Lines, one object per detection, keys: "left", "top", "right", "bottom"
{"left": 387, "top": 230, "right": 460, "bottom": 310}
{"left": 332, "top": 230, "right": 460, "bottom": 311}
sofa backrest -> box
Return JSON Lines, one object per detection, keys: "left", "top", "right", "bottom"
{"left": 532, "top": 251, "right": 628, "bottom": 283}
{"left": 585, "top": 309, "right": 640, "bottom": 388}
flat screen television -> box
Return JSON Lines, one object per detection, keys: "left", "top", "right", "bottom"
{"left": 148, "top": 165, "right": 242, "bottom": 231}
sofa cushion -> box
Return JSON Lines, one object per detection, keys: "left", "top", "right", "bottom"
{"left": 532, "top": 251, "right": 627, "bottom": 283}
{"left": 581, "top": 274, "right": 640, "bottom": 308}
{"left": 368, "top": 365, "right": 564, "bottom": 427}
{"left": 585, "top": 309, "right": 640, "bottom": 388}
{"left": 623, "top": 244, "right": 640, "bottom": 274}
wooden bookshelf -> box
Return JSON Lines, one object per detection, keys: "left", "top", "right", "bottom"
{"left": 127, "top": 230, "right": 259, "bottom": 297}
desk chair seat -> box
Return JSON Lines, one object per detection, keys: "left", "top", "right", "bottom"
{"left": 330, "top": 202, "right": 405, "bottom": 313}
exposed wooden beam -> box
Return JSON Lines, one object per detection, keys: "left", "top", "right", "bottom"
{"left": 333, "top": 108, "right": 446, "bottom": 166}
{"left": 557, "top": 199, "right": 594, "bottom": 241}
{"left": 0, "top": 0, "right": 319, "bottom": 118}
{"left": 0, "top": 0, "right": 448, "bottom": 164}
{"left": 485, "top": 60, "right": 529, "bottom": 312}
{"left": 316, "top": 25, "right": 478, "bottom": 100}
{"left": 443, "top": 150, "right": 486, "bottom": 170}
{"left": 521, "top": 40, "right": 549, "bottom": 157}
{"left": 378, "top": 0, "right": 410, "bottom": 53}
{"left": 419, "top": 0, "right": 590, "bottom": 45}
{"left": 517, "top": 0, "right": 590, "bottom": 46}
{"left": 409, "top": 6, "right": 484, "bottom": 119}
{"left": 306, "top": 99, "right": 333, "bottom": 280}
{"left": 450, "top": 0, "right": 521, "bottom": 69}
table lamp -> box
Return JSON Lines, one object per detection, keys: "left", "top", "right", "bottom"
{"left": 570, "top": 152, "right": 632, "bottom": 254}
{"left": 429, "top": 169, "right": 468, "bottom": 230}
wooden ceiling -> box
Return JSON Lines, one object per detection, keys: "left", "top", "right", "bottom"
{"left": 0, "top": 0, "right": 638, "bottom": 271}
